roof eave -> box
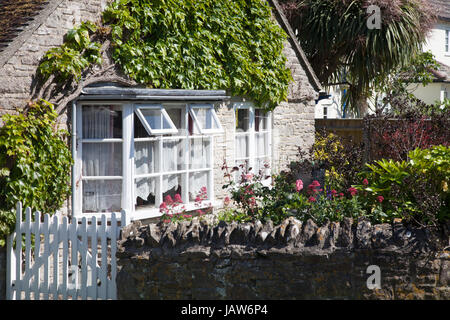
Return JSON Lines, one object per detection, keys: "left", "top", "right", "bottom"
{"left": 268, "top": 0, "right": 322, "bottom": 92}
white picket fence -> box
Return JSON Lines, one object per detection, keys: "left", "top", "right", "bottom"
{"left": 6, "top": 202, "right": 129, "bottom": 300}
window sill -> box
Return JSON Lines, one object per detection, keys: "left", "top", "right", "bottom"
{"left": 131, "top": 200, "right": 222, "bottom": 221}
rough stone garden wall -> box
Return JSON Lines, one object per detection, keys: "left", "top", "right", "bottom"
{"left": 116, "top": 218, "right": 450, "bottom": 300}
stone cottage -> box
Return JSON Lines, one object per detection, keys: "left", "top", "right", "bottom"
{"left": 0, "top": 0, "right": 321, "bottom": 222}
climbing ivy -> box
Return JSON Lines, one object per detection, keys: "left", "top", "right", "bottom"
{"left": 38, "top": 21, "right": 102, "bottom": 81}
{"left": 0, "top": 100, "right": 73, "bottom": 245}
{"left": 38, "top": 0, "right": 292, "bottom": 111}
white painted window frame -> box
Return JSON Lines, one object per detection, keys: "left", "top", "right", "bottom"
{"left": 233, "top": 102, "right": 272, "bottom": 182}
{"left": 188, "top": 103, "right": 223, "bottom": 134}
{"left": 73, "top": 102, "right": 221, "bottom": 221}
{"left": 135, "top": 104, "right": 178, "bottom": 135}
{"left": 446, "top": 29, "right": 449, "bottom": 53}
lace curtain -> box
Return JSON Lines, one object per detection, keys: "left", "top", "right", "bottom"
{"left": 82, "top": 106, "right": 122, "bottom": 213}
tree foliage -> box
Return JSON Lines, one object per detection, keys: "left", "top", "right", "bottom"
{"left": 279, "top": 0, "right": 436, "bottom": 115}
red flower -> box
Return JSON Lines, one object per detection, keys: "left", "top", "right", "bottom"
{"left": 347, "top": 187, "right": 357, "bottom": 196}
{"left": 363, "top": 179, "right": 369, "bottom": 186}
{"left": 224, "top": 196, "right": 230, "bottom": 206}
{"left": 308, "top": 196, "right": 316, "bottom": 202}
{"left": 331, "top": 189, "right": 338, "bottom": 195}
{"left": 377, "top": 196, "right": 384, "bottom": 203}
{"left": 339, "top": 193, "right": 344, "bottom": 197}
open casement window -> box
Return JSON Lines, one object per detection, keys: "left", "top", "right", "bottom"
{"left": 234, "top": 102, "right": 272, "bottom": 184}
{"left": 135, "top": 105, "right": 178, "bottom": 135}
{"left": 188, "top": 104, "right": 223, "bottom": 134}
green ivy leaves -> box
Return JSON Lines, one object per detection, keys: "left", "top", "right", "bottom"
{"left": 103, "top": 0, "right": 292, "bottom": 111}
{"left": 38, "top": 21, "right": 102, "bottom": 81}
{"left": 0, "top": 100, "right": 73, "bottom": 245}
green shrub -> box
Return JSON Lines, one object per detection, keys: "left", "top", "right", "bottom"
{"left": 0, "top": 100, "right": 73, "bottom": 246}
{"left": 359, "top": 145, "right": 450, "bottom": 225}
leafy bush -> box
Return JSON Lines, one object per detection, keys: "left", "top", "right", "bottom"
{"left": 0, "top": 100, "right": 73, "bottom": 246}
{"left": 359, "top": 145, "right": 450, "bottom": 226}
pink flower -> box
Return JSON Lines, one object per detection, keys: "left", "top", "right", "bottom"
{"left": 363, "top": 178, "right": 369, "bottom": 186}
{"left": 308, "top": 196, "right": 316, "bottom": 202}
{"left": 347, "top": 187, "right": 357, "bottom": 197}
{"left": 339, "top": 192, "right": 344, "bottom": 197}
{"left": 296, "top": 179, "right": 304, "bottom": 192}
{"left": 331, "top": 189, "right": 338, "bottom": 195}
{"left": 196, "top": 209, "right": 204, "bottom": 216}
{"left": 245, "top": 173, "right": 253, "bottom": 181}
{"left": 224, "top": 196, "right": 230, "bottom": 206}
{"left": 174, "top": 194, "right": 182, "bottom": 203}
{"left": 200, "top": 186, "right": 207, "bottom": 193}
{"left": 164, "top": 195, "right": 173, "bottom": 204}
{"left": 377, "top": 195, "right": 384, "bottom": 203}
{"left": 311, "top": 180, "right": 321, "bottom": 187}
{"left": 183, "top": 215, "right": 192, "bottom": 219}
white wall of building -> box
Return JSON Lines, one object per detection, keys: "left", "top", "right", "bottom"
{"left": 423, "top": 22, "right": 450, "bottom": 67}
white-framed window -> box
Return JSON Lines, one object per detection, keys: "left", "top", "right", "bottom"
{"left": 73, "top": 102, "right": 222, "bottom": 219}
{"left": 234, "top": 102, "right": 272, "bottom": 182}
{"left": 446, "top": 29, "right": 449, "bottom": 53}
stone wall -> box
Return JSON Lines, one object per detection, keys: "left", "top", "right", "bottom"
{"left": 116, "top": 218, "right": 450, "bottom": 300}
{"left": 0, "top": 0, "right": 108, "bottom": 123}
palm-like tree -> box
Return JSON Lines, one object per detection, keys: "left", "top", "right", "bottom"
{"left": 279, "top": 0, "right": 436, "bottom": 116}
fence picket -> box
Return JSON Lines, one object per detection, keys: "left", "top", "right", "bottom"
{"left": 14, "top": 202, "right": 22, "bottom": 300}
{"left": 24, "top": 207, "right": 32, "bottom": 300}
{"left": 51, "top": 215, "right": 59, "bottom": 299}
{"left": 61, "top": 216, "right": 69, "bottom": 299}
{"left": 7, "top": 203, "right": 126, "bottom": 300}
{"left": 80, "top": 217, "right": 87, "bottom": 300}
{"left": 69, "top": 216, "right": 78, "bottom": 299}
{"left": 89, "top": 216, "right": 98, "bottom": 300}
{"left": 32, "top": 211, "right": 41, "bottom": 299}
{"left": 42, "top": 214, "right": 50, "bottom": 300}
{"left": 99, "top": 215, "right": 107, "bottom": 299}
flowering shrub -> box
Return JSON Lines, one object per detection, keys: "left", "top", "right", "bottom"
{"left": 159, "top": 187, "right": 212, "bottom": 224}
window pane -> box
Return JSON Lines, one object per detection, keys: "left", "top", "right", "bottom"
{"left": 255, "top": 158, "right": 271, "bottom": 176}
{"left": 255, "top": 132, "right": 269, "bottom": 157}
{"left": 82, "top": 180, "right": 122, "bottom": 213}
{"left": 236, "top": 108, "right": 250, "bottom": 132}
{"left": 140, "top": 109, "right": 162, "bottom": 130}
{"left": 190, "top": 137, "right": 211, "bottom": 169}
{"left": 162, "top": 174, "right": 183, "bottom": 201}
{"left": 82, "top": 142, "right": 122, "bottom": 176}
{"left": 163, "top": 139, "right": 185, "bottom": 172}
{"left": 255, "top": 109, "right": 269, "bottom": 131}
{"left": 135, "top": 140, "right": 157, "bottom": 174}
{"left": 189, "top": 171, "right": 209, "bottom": 202}
{"left": 193, "top": 108, "right": 218, "bottom": 130}
{"left": 135, "top": 177, "right": 156, "bottom": 209}
{"left": 234, "top": 159, "right": 249, "bottom": 182}
{"left": 134, "top": 113, "right": 150, "bottom": 138}
{"left": 82, "top": 105, "right": 122, "bottom": 139}
{"left": 166, "top": 108, "right": 182, "bottom": 130}
{"left": 235, "top": 134, "right": 249, "bottom": 159}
